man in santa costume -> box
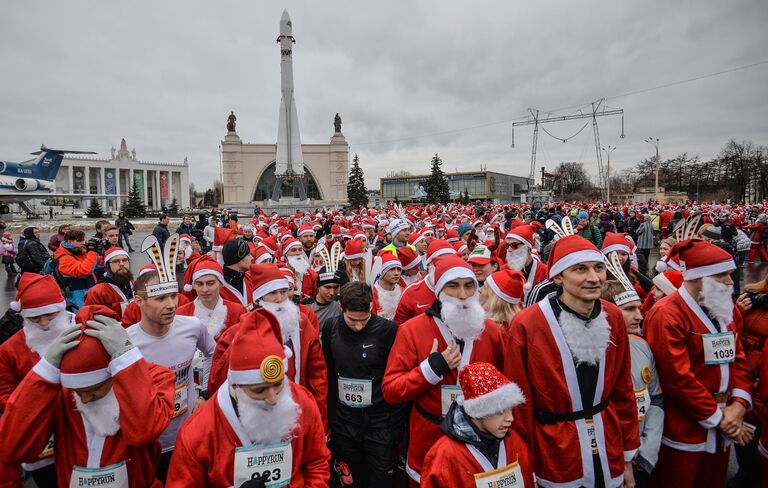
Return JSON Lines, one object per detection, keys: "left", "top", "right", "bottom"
{"left": 372, "top": 253, "right": 403, "bottom": 321}
{"left": 281, "top": 237, "right": 318, "bottom": 302}
{"left": 503, "top": 234, "right": 640, "bottom": 487}
{"left": 502, "top": 224, "right": 549, "bottom": 293}
{"left": 165, "top": 307, "right": 330, "bottom": 487}
{"left": 298, "top": 223, "right": 317, "bottom": 260}
{"left": 0, "top": 305, "right": 176, "bottom": 488}
{"left": 644, "top": 239, "right": 753, "bottom": 487}
{"left": 421, "top": 362, "right": 534, "bottom": 488}
{"left": 0, "top": 274, "right": 75, "bottom": 487}
{"left": 383, "top": 255, "right": 505, "bottom": 485}
{"left": 84, "top": 247, "right": 134, "bottom": 321}
{"left": 392, "top": 240, "right": 454, "bottom": 325}
{"left": 126, "top": 269, "right": 216, "bottom": 482}
{"left": 220, "top": 238, "right": 255, "bottom": 306}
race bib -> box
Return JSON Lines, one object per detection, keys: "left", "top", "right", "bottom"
{"left": 234, "top": 441, "right": 292, "bottom": 487}
{"left": 473, "top": 461, "right": 525, "bottom": 488}
{"left": 39, "top": 434, "right": 55, "bottom": 459}
{"left": 441, "top": 385, "right": 462, "bottom": 416}
{"left": 702, "top": 332, "right": 736, "bottom": 365}
{"left": 173, "top": 383, "right": 189, "bottom": 419}
{"left": 635, "top": 387, "right": 651, "bottom": 421}
{"left": 338, "top": 376, "right": 373, "bottom": 408}
{"left": 585, "top": 419, "right": 599, "bottom": 455}
{"left": 70, "top": 461, "right": 128, "bottom": 488}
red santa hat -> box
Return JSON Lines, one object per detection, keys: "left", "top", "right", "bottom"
{"left": 668, "top": 239, "right": 736, "bottom": 280}
{"left": 183, "top": 258, "right": 224, "bottom": 292}
{"left": 260, "top": 235, "right": 280, "bottom": 256}
{"left": 426, "top": 239, "right": 456, "bottom": 266}
{"left": 601, "top": 232, "right": 632, "bottom": 256}
{"left": 344, "top": 238, "right": 365, "bottom": 260}
{"left": 138, "top": 264, "right": 157, "bottom": 277}
{"left": 433, "top": 255, "right": 476, "bottom": 296}
{"left": 11, "top": 273, "right": 66, "bottom": 317}
{"left": 485, "top": 269, "right": 527, "bottom": 304}
{"left": 457, "top": 362, "right": 525, "bottom": 419}
{"left": 253, "top": 245, "right": 274, "bottom": 264}
{"left": 280, "top": 237, "right": 302, "bottom": 258}
{"left": 213, "top": 226, "right": 235, "bottom": 252}
{"left": 279, "top": 266, "right": 296, "bottom": 288}
{"left": 652, "top": 270, "right": 684, "bottom": 296}
{"left": 227, "top": 309, "right": 291, "bottom": 386}
{"left": 445, "top": 228, "right": 459, "bottom": 243}
{"left": 452, "top": 241, "right": 468, "bottom": 255}
{"left": 408, "top": 231, "right": 425, "bottom": 246}
{"left": 103, "top": 246, "right": 129, "bottom": 264}
{"left": 60, "top": 305, "right": 121, "bottom": 389}
{"left": 250, "top": 264, "right": 290, "bottom": 302}
{"left": 297, "top": 224, "right": 315, "bottom": 237}
{"left": 179, "top": 234, "right": 192, "bottom": 244}
{"left": 331, "top": 225, "right": 343, "bottom": 237}
{"left": 547, "top": 235, "right": 604, "bottom": 279}
{"left": 467, "top": 245, "right": 493, "bottom": 265}
{"left": 379, "top": 253, "right": 402, "bottom": 276}
{"left": 505, "top": 225, "right": 535, "bottom": 248}
{"left": 396, "top": 246, "right": 422, "bottom": 271}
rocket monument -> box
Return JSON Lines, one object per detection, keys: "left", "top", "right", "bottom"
{"left": 272, "top": 9, "right": 307, "bottom": 201}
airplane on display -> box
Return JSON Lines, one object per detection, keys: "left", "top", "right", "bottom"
{"left": 0, "top": 145, "right": 112, "bottom": 214}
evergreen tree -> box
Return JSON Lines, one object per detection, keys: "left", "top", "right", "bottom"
{"left": 425, "top": 153, "right": 450, "bottom": 204}
{"left": 346, "top": 154, "right": 369, "bottom": 208}
{"left": 169, "top": 198, "right": 179, "bottom": 216}
{"left": 122, "top": 182, "right": 146, "bottom": 218}
{"left": 203, "top": 189, "right": 215, "bottom": 207}
{"left": 86, "top": 199, "right": 104, "bottom": 218}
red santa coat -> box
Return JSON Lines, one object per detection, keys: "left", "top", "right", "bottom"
{"left": 218, "top": 279, "right": 255, "bottom": 308}
{"left": 84, "top": 282, "right": 131, "bottom": 321}
{"left": 176, "top": 298, "right": 245, "bottom": 340}
{"left": 644, "top": 287, "right": 752, "bottom": 453}
{"left": 421, "top": 429, "right": 535, "bottom": 488}
{"left": 208, "top": 310, "right": 328, "bottom": 429}
{"left": 120, "top": 294, "right": 190, "bottom": 327}
{"left": 503, "top": 298, "right": 640, "bottom": 487}
{"left": 392, "top": 277, "right": 436, "bottom": 325}
{"left": 372, "top": 283, "right": 402, "bottom": 320}
{"left": 382, "top": 314, "right": 504, "bottom": 483}
{"left": 0, "top": 350, "right": 175, "bottom": 488}
{"left": 165, "top": 380, "right": 330, "bottom": 487}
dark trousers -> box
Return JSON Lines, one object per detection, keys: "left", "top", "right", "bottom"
{"left": 332, "top": 431, "right": 399, "bottom": 488}
{"left": 30, "top": 464, "right": 57, "bottom": 487}
{"left": 637, "top": 248, "right": 651, "bottom": 276}
{"left": 155, "top": 450, "right": 173, "bottom": 483}
{"left": 118, "top": 231, "right": 134, "bottom": 251}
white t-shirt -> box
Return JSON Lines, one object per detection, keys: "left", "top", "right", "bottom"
{"left": 127, "top": 314, "right": 215, "bottom": 452}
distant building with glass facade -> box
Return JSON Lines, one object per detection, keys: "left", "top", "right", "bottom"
{"left": 380, "top": 171, "right": 531, "bottom": 203}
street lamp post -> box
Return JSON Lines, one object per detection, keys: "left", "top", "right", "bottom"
{"left": 601, "top": 145, "right": 615, "bottom": 203}
{"left": 644, "top": 137, "right": 660, "bottom": 201}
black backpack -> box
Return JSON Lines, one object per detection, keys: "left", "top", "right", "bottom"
{"left": 15, "top": 244, "right": 34, "bottom": 272}
{"left": 0, "top": 308, "right": 23, "bottom": 345}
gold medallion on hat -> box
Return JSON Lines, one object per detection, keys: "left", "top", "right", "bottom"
{"left": 260, "top": 355, "right": 284, "bottom": 383}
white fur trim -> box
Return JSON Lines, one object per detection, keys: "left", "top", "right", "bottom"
{"left": 601, "top": 244, "right": 631, "bottom": 256}
{"left": 652, "top": 274, "right": 677, "bottom": 296}
{"left": 192, "top": 269, "right": 224, "bottom": 284}
{"left": 9, "top": 300, "right": 21, "bottom": 312}
{"left": 505, "top": 234, "right": 532, "bottom": 248}
{"left": 401, "top": 254, "right": 422, "bottom": 271}
{"left": 434, "top": 267, "right": 476, "bottom": 296}
{"left": 485, "top": 275, "right": 520, "bottom": 305}
{"left": 682, "top": 260, "right": 736, "bottom": 280}
{"left": 251, "top": 278, "right": 290, "bottom": 301}
{"left": 32, "top": 358, "right": 61, "bottom": 385}
{"left": 60, "top": 368, "right": 111, "bottom": 389}
{"left": 297, "top": 228, "right": 315, "bottom": 236}
{"left": 548, "top": 249, "right": 604, "bottom": 278}
{"left": 419, "top": 357, "right": 443, "bottom": 385}
{"left": 19, "top": 301, "right": 66, "bottom": 318}
{"left": 344, "top": 252, "right": 364, "bottom": 260}
{"left": 227, "top": 357, "right": 290, "bottom": 385}
{"left": 459, "top": 382, "right": 526, "bottom": 418}
{"left": 426, "top": 248, "right": 454, "bottom": 266}
{"left": 698, "top": 408, "right": 723, "bottom": 430}
{"left": 104, "top": 249, "right": 129, "bottom": 262}
{"left": 282, "top": 241, "right": 302, "bottom": 254}
{"left": 108, "top": 347, "right": 142, "bottom": 376}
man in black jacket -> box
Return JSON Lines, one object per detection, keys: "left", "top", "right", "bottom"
{"left": 321, "top": 281, "right": 406, "bottom": 487}
{"left": 152, "top": 214, "right": 170, "bottom": 248}
{"left": 15, "top": 227, "right": 49, "bottom": 274}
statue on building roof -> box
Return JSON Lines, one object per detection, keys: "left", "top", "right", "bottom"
{"left": 117, "top": 138, "right": 131, "bottom": 159}
{"left": 110, "top": 147, "right": 116, "bottom": 159}
{"left": 227, "top": 111, "right": 237, "bottom": 132}
{"left": 131, "top": 149, "right": 136, "bottom": 160}
{"left": 334, "top": 113, "right": 342, "bottom": 134}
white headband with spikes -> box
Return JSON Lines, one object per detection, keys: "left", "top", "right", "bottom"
{"left": 141, "top": 233, "right": 181, "bottom": 297}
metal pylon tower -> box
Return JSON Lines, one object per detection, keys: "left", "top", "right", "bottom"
{"left": 511, "top": 98, "right": 625, "bottom": 194}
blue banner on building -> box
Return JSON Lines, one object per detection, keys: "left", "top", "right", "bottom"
{"left": 105, "top": 170, "right": 117, "bottom": 195}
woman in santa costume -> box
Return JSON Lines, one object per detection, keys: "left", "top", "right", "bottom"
{"left": 383, "top": 255, "right": 505, "bottom": 485}
{"left": 0, "top": 274, "right": 75, "bottom": 487}
{"left": 165, "top": 308, "right": 330, "bottom": 487}
{"left": 421, "top": 362, "right": 534, "bottom": 488}
{"left": 0, "top": 305, "right": 176, "bottom": 488}
{"left": 503, "top": 234, "right": 640, "bottom": 488}
{"left": 83, "top": 247, "right": 134, "bottom": 321}
{"left": 478, "top": 268, "right": 525, "bottom": 333}
{"left": 601, "top": 232, "right": 653, "bottom": 301}
{"left": 372, "top": 253, "right": 403, "bottom": 321}
{"left": 644, "top": 239, "right": 753, "bottom": 487}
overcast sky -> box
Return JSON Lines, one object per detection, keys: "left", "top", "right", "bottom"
{"left": 1, "top": 1, "right": 766, "bottom": 192}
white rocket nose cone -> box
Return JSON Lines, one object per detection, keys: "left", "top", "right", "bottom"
{"left": 280, "top": 9, "right": 291, "bottom": 32}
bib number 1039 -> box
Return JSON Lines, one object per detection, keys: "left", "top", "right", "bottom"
{"left": 702, "top": 332, "right": 736, "bottom": 365}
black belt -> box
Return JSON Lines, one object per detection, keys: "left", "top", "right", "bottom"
{"left": 534, "top": 398, "right": 609, "bottom": 425}
{"left": 415, "top": 403, "right": 442, "bottom": 425}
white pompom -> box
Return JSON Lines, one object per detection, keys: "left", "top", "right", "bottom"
{"left": 523, "top": 281, "right": 532, "bottom": 292}
{"left": 655, "top": 259, "right": 668, "bottom": 273}
{"left": 183, "top": 283, "right": 193, "bottom": 292}
{"left": 9, "top": 301, "right": 21, "bottom": 312}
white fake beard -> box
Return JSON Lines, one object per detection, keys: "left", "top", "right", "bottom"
{"left": 439, "top": 293, "right": 486, "bottom": 341}
{"left": 559, "top": 310, "right": 611, "bottom": 365}
{"left": 261, "top": 299, "right": 300, "bottom": 342}
{"left": 235, "top": 384, "right": 300, "bottom": 445}
{"left": 287, "top": 254, "right": 310, "bottom": 276}
{"left": 375, "top": 282, "right": 401, "bottom": 319}
{"left": 700, "top": 276, "right": 735, "bottom": 326}
{"left": 73, "top": 387, "right": 121, "bottom": 437}
{"left": 401, "top": 272, "right": 421, "bottom": 285}
{"left": 24, "top": 311, "right": 72, "bottom": 357}
{"left": 505, "top": 246, "right": 528, "bottom": 271}
{"left": 476, "top": 231, "right": 486, "bottom": 242}
{"left": 194, "top": 298, "right": 228, "bottom": 338}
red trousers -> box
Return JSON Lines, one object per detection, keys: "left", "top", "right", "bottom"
{"left": 748, "top": 243, "right": 768, "bottom": 262}
{"left": 650, "top": 443, "right": 730, "bottom": 488}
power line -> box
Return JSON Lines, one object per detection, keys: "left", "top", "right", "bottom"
{"left": 353, "top": 59, "right": 768, "bottom": 147}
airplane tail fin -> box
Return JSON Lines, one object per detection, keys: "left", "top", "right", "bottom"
{"left": 29, "top": 145, "right": 96, "bottom": 181}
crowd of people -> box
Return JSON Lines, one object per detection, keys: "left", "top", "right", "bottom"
{"left": 0, "top": 199, "right": 767, "bottom": 487}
